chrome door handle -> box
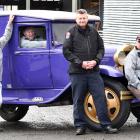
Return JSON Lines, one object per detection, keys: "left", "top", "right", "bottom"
{"left": 14, "top": 51, "right": 21, "bottom": 55}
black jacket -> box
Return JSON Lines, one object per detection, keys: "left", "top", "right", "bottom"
{"left": 63, "top": 24, "right": 104, "bottom": 74}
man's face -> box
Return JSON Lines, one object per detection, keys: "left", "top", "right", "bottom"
{"left": 24, "top": 28, "right": 35, "bottom": 41}
{"left": 76, "top": 13, "right": 88, "bottom": 28}
{"left": 136, "top": 39, "right": 140, "bottom": 50}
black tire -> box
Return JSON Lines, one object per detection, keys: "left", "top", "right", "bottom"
{"left": 131, "top": 104, "right": 140, "bottom": 121}
{"left": 84, "top": 78, "right": 130, "bottom": 130}
{"left": 0, "top": 104, "right": 29, "bottom": 122}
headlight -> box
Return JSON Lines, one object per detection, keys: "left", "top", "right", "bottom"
{"left": 114, "top": 43, "right": 134, "bottom": 66}
{"left": 115, "top": 51, "right": 126, "bottom": 66}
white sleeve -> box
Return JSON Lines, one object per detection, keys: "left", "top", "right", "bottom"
{"left": 21, "top": 39, "right": 46, "bottom": 48}
{"left": 124, "top": 52, "right": 140, "bottom": 88}
{"left": 0, "top": 23, "right": 13, "bottom": 49}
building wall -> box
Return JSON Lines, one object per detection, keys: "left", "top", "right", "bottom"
{"left": 103, "top": 0, "right": 140, "bottom": 46}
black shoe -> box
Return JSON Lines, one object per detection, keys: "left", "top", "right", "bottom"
{"left": 103, "top": 126, "right": 118, "bottom": 134}
{"left": 76, "top": 127, "right": 86, "bottom": 135}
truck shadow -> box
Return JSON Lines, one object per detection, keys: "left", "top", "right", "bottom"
{"left": 0, "top": 120, "right": 140, "bottom": 133}
{"left": 0, "top": 121, "right": 74, "bottom": 132}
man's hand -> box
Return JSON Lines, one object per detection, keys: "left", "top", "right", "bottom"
{"left": 82, "top": 60, "right": 97, "bottom": 70}
{"left": 8, "top": 15, "right": 15, "bottom": 25}
{"left": 86, "top": 60, "right": 97, "bottom": 69}
{"left": 82, "top": 61, "right": 88, "bottom": 69}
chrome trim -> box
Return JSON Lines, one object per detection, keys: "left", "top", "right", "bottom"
{"left": 120, "top": 90, "right": 135, "bottom": 100}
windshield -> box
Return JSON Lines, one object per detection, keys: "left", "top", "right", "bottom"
{"left": 52, "top": 22, "right": 96, "bottom": 46}
{"left": 52, "top": 23, "right": 74, "bottom": 45}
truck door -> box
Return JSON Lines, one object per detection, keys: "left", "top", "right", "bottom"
{"left": 10, "top": 23, "right": 53, "bottom": 88}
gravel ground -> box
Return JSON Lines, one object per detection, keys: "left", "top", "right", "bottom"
{"left": 0, "top": 105, "right": 139, "bottom": 140}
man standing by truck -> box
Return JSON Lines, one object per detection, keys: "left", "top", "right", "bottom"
{"left": 0, "top": 15, "right": 14, "bottom": 131}
{"left": 63, "top": 9, "right": 118, "bottom": 135}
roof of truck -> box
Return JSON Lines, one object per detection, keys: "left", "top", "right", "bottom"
{"left": 0, "top": 10, "right": 100, "bottom": 21}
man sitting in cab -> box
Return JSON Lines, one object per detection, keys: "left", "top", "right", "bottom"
{"left": 20, "top": 27, "right": 46, "bottom": 48}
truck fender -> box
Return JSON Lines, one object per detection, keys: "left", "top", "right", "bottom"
{"left": 100, "top": 65, "right": 123, "bottom": 77}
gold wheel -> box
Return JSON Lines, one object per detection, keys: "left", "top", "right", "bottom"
{"left": 84, "top": 87, "right": 120, "bottom": 123}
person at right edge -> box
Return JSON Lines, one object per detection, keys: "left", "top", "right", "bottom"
{"left": 63, "top": 9, "right": 118, "bottom": 135}
{"left": 124, "top": 35, "right": 140, "bottom": 99}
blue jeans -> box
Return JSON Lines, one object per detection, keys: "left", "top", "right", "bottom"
{"left": 70, "top": 71, "right": 111, "bottom": 128}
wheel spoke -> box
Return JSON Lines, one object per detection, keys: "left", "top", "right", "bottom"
{"left": 87, "top": 95, "right": 93, "bottom": 105}
{"left": 105, "top": 88, "right": 120, "bottom": 119}
{"left": 107, "top": 98, "right": 119, "bottom": 109}
{"left": 85, "top": 95, "right": 98, "bottom": 121}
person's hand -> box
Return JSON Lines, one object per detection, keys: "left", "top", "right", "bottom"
{"left": 82, "top": 61, "right": 88, "bottom": 69}
{"left": 86, "top": 60, "right": 97, "bottom": 69}
{"left": 8, "top": 15, "right": 15, "bottom": 25}
{"left": 82, "top": 60, "right": 97, "bottom": 70}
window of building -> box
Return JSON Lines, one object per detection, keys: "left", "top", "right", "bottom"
{"left": 79, "top": 0, "right": 103, "bottom": 30}
{"left": 19, "top": 26, "right": 47, "bottom": 48}
{"left": 30, "top": 0, "right": 63, "bottom": 10}
{"left": 81, "top": 0, "right": 100, "bottom": 15}
{"left": 0, "top": 0, "right": 26, "bottom": 10}
{"left": 0, "top": 5, "right": 4, "bottom": 10}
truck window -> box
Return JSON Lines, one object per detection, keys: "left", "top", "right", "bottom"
{"left": 19, "top": 26, "right": 47, "bottom": 48}
{"left": 52, "top": 23, "right": 96, "bottom": 46}
{"left": 52, "top": 23, "right": 74, "bottom": 46}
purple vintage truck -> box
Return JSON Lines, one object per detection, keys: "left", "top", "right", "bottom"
{"left": 0, "top": 10, "right": 138, "bottom": 130}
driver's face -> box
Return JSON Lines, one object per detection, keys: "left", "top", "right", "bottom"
{"left": 24, "top": 29, "right": 35, "bottom": 40}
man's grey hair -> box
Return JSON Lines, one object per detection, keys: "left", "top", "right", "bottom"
{"left": 76, "top": 9, "right": 88, "bottom": 14}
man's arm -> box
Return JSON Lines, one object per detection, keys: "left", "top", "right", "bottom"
{"left": 94, "top": 31, "right": 105, "bottom": 64}
{"left": 63, "top": 31, "right": 82, "bottom": 66}
{"left": 0, "top": 15, "right": 14, "bottom": 49}
{"left": 124, "top": 52, "right": 140, "bottom": 89}
{"left": 20, "top": 38, "right": 46, "bottom": 48}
